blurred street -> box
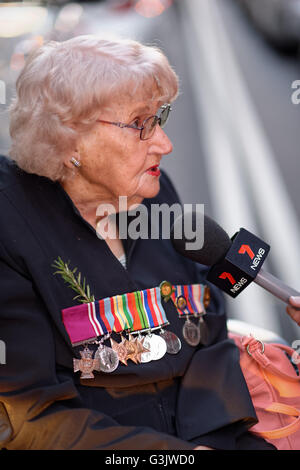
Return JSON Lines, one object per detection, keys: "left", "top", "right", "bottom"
{"left": 0, "top": 0, "right": 300, "bottom": 342}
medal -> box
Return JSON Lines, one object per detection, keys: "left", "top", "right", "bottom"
{"left": 159, "top": 329, "right": 181, "bottom": 354}
{"left": 135, "top": 334, "right": 151, "bottom": 362}
{"left": 73, "top": 346, "right": 100, "bottom": 379}
{"left": 110, "top": 337, "right": 128, "bottom": 366}
{"left": 146, "top": 333, "right": 167, "bottom": 361}
{"left": 136, "top": 288, "right": 170, "bottom": 361}
{"left": 94, "top": 343, "right": 119, "bottom": 373}
{"left": 139, "top": 334, "right": 153, "bottom": 363}
{"left": 176, "top": 295, "right": 187, "bottom": 311}
{"left": 170, "top": 283, "right": 210, "bottom": 347}
{"left": 182, "top": 318, "right": 201, "bottom": 346}
{"left": 109, "top": 294, "right": 136, "bottom": 365}
{"left": 123, "top": 334, "right": 140, "bottom": 364}
{"left": 171, "top": 284, "right": 207, "bottom": 316}
{"left": 160, "top": 280, "right": 174, "bottom": 302}
{"left": 63, "top": 283, "right": 186, "bottom": 375}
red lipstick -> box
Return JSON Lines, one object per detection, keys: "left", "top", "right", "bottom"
{"left": 146, "top": 165, "right": 161, "bottom": 177}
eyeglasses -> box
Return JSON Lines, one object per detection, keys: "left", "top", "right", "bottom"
{"left": 96, "top": 103, "right": 172, "bottom": 141}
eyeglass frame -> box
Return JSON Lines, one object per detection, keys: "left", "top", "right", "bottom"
{"left": 96, "top": 103, "right": 172, "bottom": 141}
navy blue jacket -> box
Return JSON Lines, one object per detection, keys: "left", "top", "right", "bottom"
{"left": 0, "top": 155, "right": 274, "bottom": 450}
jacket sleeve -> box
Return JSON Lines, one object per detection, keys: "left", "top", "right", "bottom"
{"left": 0, "top": 242, "right": 195, "bottom": 450}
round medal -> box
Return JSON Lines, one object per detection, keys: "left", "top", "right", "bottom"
{"left": 160, "top": 280, "right": 173, "bottom": 302}
{"left": 160, "top": 330, "right": 182, "bottom": 354}
{"left": 182, "top": 320, "right": 201, "bottom": 346}
{"left": 95, "top": 345, "right": 119, "bottom": 373}
{"left": 176, "top": 295, "right": 187, "bottom": 311}
{"left": 147, "top": 334, "right": 167, "bottom": 361}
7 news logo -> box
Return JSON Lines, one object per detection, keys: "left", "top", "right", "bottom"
{"left": 207, "top": 228, "right": 270, "bottom": 298}
{"left": 219, "top": 273, "right": 248, "bottom": 294}
{"left": 218, "top": 243, "right": 266, "bottom": 295}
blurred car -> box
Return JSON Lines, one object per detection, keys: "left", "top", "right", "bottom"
{"left": 237, "top": 0, "right": 300, "bottom": 51}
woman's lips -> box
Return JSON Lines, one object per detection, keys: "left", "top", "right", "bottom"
{"left": 146, "top": 165, "right": 161, "bottom": 177}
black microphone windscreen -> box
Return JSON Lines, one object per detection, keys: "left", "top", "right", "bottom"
{"left": 171, "top": 211, "right": 232, "bottom": 266}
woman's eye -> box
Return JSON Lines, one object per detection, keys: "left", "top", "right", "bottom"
{"left": 131, "top": 119, "right": 141, "bottom": 128}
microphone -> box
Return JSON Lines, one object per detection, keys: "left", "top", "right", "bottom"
{"left": 171, "top": 211, "right": 300, "bottom": 304}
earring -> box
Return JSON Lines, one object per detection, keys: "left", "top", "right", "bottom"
{"left": 70, "top": 156, "right": 81, "bottom": 168}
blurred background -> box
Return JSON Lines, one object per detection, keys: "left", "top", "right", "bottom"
{"left": 0, "top": 0, "right": 300, "bottom": 343}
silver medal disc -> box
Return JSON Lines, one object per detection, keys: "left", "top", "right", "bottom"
{"left": 182, "top": 320, "right": 201, "bottom": 346}
{"left": 140, "top": 335, "right": 153, "bottom": 363}
{"left": 147, "top": 334, "right": 167, "bottom": 361}
{"left": 160, "top": 330, "right": 182, "bottom": 354}
{"left": 95, "top": 345, "right": 119, "bottom": 373}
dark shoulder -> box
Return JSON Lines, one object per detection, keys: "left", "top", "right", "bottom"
{"left": 0, "top": 155, "right": 23, "bottom": 191}
{"left": 0, "top": 155, "right": 39, "bottom": 193}
{"left": 0, "top": 154, "right": 54, "bottom": 195}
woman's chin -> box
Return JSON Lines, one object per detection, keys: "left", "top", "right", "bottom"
{"left": 140, "top": 180, "right": 161, "bottom": 200}
{"left": 126, "top": 175, "right": 161, "bottom": 204}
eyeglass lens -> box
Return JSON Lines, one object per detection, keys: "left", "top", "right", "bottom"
{"left": 160, "top": 106, "right": 170, "bottom": 128}
{"left": 141, "top": 105, "right": 170, "bottom": 140}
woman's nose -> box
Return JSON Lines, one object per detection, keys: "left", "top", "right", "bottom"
{"left": 149, "top": 125, "right": 173, "bottom": 155}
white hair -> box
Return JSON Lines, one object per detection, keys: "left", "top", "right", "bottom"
{"left": 9, "top": 35, "right": 179, "bottom": 181}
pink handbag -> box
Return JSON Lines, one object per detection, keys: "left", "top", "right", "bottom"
{"left": 229, "top": 333, "right": 300, "bottom": 450}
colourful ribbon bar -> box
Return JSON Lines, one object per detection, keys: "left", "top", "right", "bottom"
{"left": 171, "top": 284, "right": 206, "bottom": 317}
{"left": 140, "top": 287, "right": 168, "bottom": 330}
{"left": 61, "top": 286, "right": 169, "bottom": 346}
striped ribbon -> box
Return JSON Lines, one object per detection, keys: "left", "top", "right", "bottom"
{"left": 62, "top": 286, "right": 168, "bottom": 346}
{"left": 138, "top": 287, "right": 168, "bottom": 332}
{"left": 171, "top": 284, "right": 206, "bottom": 317}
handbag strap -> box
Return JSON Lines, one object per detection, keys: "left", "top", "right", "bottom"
{"left": 252, "top": 402, "right": 300, "bottom": 439}
{"left": 242, "top": 336, "right": 300, "bottom": 382}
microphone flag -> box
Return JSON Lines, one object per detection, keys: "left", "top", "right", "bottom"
{"left": 207, "top": 228, "right": 270, "bottom": 298}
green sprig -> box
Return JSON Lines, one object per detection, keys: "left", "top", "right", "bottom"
{"left": 52, "top": 257, "right": 95, "bottom": 304}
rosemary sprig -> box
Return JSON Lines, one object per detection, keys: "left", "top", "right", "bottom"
{"left": 52, "top": 257, "right": 95, "bottom": 304}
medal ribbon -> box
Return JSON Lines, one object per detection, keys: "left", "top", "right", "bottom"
{"left": 139, "top": 287, "right": 169, "bottom": 331}
{"left": 171, "top": 284, "right": 206, "bottom": 317}
{"left": 111, "top": 294, "right": 133, "bottom": 333}
{"left": 62, "top": 286, "right": 168, "bottom": 346}
{"left": 62, "top": 301, "right": 113, "bottom": 346}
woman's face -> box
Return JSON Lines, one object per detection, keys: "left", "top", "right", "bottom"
{"left": 74, "top": 93, "right": 173, "bottom": 208}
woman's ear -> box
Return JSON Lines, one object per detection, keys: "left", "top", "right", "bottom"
{"left": 63, "top": 151, "right": 81, "bottom": 170}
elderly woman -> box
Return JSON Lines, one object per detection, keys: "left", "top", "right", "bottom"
{"left": 0, "top": 35, "right": 276, "bottom": 450}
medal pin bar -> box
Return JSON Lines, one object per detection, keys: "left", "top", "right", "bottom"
{"left": 109, "top": 292, "right": 148, "bottom": 365}
{"left": 169, "top": 284, "right": 211, "bottom": 347}
{"left": 73, "top": 298, "right": 120, "bottom": 377}
{"left": 91, "top": 298, "right": 120, "bottom": 373}
{"left": 135, "top": 287, "right": 183, "bottom": 360}
{"left": 126, "top": 288, "right": 165, "bottom": 363}
{"left": 160, "top": 281, "right": 199, "bottom": 347}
